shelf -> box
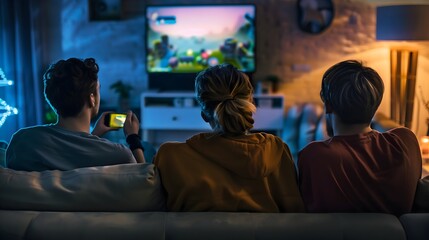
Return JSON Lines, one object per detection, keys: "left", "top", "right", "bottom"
{"left": 141, "top": 92, "right": 285, "bottom": 146}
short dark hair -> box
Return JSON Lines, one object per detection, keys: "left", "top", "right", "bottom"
{"left": 320, "top": 60, "right": 384, "bottom": 124}
{"left": 195, "top": 64, "right": 256, "bottom": 134}
{"left": 44, "top": 58, "right": 99, "bottom": 118}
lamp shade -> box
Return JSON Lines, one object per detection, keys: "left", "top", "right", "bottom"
{"left": 376, "top": 5, "right": 429, "bottom": 41}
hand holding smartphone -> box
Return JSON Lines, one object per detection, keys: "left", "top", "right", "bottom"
{"left": 104, "top": 113, "right": 127, "bottom": 128}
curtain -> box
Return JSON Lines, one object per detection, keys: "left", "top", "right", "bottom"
{"left": 0, "top": 0, "right": 43, "bottom": 142}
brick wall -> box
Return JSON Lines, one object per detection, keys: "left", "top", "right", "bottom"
{"left": 53, "top": 0, "right": 429, "bottom": 136}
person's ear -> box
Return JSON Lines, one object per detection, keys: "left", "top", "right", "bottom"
{"left": 325, "top": 103, "right": 333, "bottom": 114}
{"left": 89, "top": 93, "right": 95, "bottom": 108}
{"left": 201, "top": 111, "right": 210, "bottom": 123}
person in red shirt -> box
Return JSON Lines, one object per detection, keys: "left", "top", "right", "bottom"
{"left": 298, "top": 60, "right": 422, "bottom": 215}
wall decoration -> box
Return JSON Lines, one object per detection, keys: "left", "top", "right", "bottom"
{"left": 0, "top": 68, "right": 18, "bottom": 127}
{"left": 89, "top": 0, "right": 122, "bottom": 21}
{"left": 297, "top": 0, "right": 334, "bottom": 34}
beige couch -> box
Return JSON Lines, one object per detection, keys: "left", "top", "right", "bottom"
{"left": 1, "top": 103, "right": 428, "bottom": 240}
{"left": 2, "top": 210, "right": 424, "bottom": 240}
{"left": 1, "top": 163, "right": 428, "bottom": 240}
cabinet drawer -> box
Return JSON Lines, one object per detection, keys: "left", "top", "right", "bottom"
{"left": 254, "top": 109, "right": 284, "bottom": 130}
{"left": 142, "top": 107, "right": 211, "bottom": 130}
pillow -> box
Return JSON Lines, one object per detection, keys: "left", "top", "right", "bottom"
{"left": 0, "top": 163, "right": 166, "bottom": 212}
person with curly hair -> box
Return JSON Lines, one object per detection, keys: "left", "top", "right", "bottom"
{"left": 6, "top": 58, "right": 145, "bottom": 171}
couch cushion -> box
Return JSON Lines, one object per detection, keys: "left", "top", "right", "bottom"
{"left": 0, "top": 163, "right": 166, "bottom": 211}
{"left": 165, "top": 212, "right": 405, "bottom": 240}
{"left": 0, "top": 211, "right": 407, "bottom": 240}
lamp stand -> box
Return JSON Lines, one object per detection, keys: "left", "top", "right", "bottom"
{"left": 390, "top": 48, "right": 418, "bottom": 128}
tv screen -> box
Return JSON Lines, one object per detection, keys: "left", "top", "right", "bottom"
{"left": 145, "top": 4, "right": 256, "bottom": 76}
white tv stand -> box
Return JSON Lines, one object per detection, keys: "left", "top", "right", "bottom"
{"left": 140, "top": 92, "right": 285, "bottom": 147}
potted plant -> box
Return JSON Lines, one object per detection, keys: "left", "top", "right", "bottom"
{"left": 264, "top": 75, "right": 281, "bottom": 93}
{"left": 256, "top": 75, "right": 281, "bottom": 94}
{"left": 110, "top": 80, "right": 133, "bottom": 112}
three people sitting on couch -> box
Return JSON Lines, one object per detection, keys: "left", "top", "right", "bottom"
{"left": 2, "top": 58, "right": 424, "bottom": 215}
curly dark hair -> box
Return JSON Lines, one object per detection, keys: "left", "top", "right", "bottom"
{"left": 320, "top": 60, "right": 384, "bottom": 124}
{"left": 44, "top": 58, "right": 99, "bottom": 118}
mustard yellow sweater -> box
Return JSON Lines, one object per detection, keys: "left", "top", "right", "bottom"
{"left": 154, "top": 132, "right": 305, "bottom": 212}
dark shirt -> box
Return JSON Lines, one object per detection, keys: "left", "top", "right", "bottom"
{"left": 6, "top": 125, "right": 136, "bottom": 171}
{"left": 298, "top": 128, "right": 422, "bottom": 215}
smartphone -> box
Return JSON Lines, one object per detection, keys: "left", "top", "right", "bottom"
{"left": 104, "top": 113, "right": 127, "bottom": 128}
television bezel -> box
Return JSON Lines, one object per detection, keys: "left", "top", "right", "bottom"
{"left": 145, "top": 3, "right": 257, "bottom": 92}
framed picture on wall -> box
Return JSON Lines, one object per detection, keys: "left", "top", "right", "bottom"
{"left": 89, "top": 0, "right": 122, "bottom": 21}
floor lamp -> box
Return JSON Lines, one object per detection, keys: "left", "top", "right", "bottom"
{"left": 376, "top": 4, "right": 429, "bottom": 128}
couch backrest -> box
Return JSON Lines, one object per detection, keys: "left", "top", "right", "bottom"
{"left": 0, "top": 163, "right": 166, "bottom": 211}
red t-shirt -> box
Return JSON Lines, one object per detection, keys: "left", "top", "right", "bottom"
{"left": 298, "top": 128, "right": 422, "bottom": 215}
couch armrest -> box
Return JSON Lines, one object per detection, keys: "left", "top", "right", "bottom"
{"left": 400, "top": 213, "right": 429, "bottom": 240}
{"left": 413, "top": 176, "right": 429, "bottom": 212}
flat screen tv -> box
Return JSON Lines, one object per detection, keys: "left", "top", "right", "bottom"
{"left": 145, "top": 4, "right": 256, "bottom": 91}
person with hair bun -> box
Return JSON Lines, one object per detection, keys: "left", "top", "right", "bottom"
{"left": 154, "top": 64, "right": 305, "bottom": 212}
